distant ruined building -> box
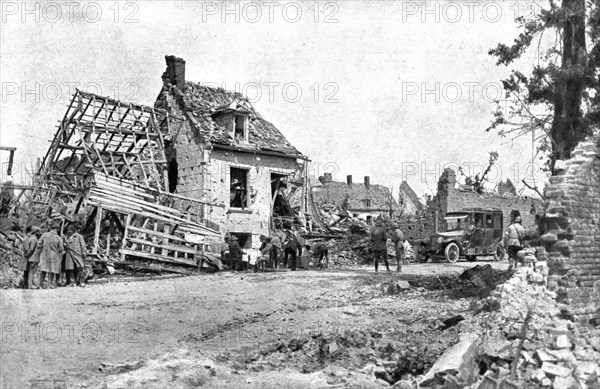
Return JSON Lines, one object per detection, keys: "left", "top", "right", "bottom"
{"left": 311, "top": 173, "right": 398, "bottom": 224}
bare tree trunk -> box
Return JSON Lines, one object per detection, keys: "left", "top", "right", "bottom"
{"left": 550, "top": 0, "right": 587, "bottom": 171}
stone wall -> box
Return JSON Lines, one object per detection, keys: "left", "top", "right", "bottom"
{"left": 396, "top": 169, "right": 543, "bottom": 242}
{"left": 207, "top": 149, "right": 301, "bottom": 249}
{"left": 540, "top": 134, "right": 600, "bottom": 323}
{"left": 437, "top": 168, "right": 542, "bottom": 230}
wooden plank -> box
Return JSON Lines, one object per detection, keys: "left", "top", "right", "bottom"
{"left": 151, "top": 221, "right": 158, "bottom": 254}
{"left": 121, "top": 213, "right": 132, "bottom": 261}
{"left": 126, "top": 238, "right": 201, "bottom": 256}
{"left": 120, "top": 249, "right": 197, "bottom": 266}
{"left": 87, "top": 195, "right": 219, "bottom": 235}
{"left": 127, "top": 225, "right": 187, "bottom": 243}
{"left": 93, "top": 206, "right": 103, "bottom": 254}
{"left": 106, "top": 217, "right": 112, "bottom": 256}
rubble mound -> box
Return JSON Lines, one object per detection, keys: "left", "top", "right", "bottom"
{"left": 420, "top": 263, "right": 600, "bottom": 389}
{"left": 232, "top": 325, "right": 461, "bottom": 386}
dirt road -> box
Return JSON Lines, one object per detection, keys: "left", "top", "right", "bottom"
{"left": 1, "top": 261, "right": 507, "bottom": 388}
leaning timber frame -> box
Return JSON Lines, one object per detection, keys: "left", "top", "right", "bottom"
{"left": 29, "top": 90, "right": 222, "bottom": 272}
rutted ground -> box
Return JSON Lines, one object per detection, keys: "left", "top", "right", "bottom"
{"left": 1, "top": 261, "right": 507, "bottom": 389}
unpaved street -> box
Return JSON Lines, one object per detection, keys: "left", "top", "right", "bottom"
{"left": 1, "top": 261, "right": 506, "bottom": 388}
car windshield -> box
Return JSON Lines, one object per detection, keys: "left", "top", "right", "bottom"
{"left": 444, "top": 215, "right": 469, "bottom": 231}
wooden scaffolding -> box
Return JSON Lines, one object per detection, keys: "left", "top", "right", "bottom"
{"left": 29, "top": 90, "right": 221, "bottom": 272}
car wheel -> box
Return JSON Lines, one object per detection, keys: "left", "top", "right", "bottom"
{"left": 494, "top": 244, "right": 505, "bottom": 261}
{"left": 445, "top": 243, "right": 460, "bottom": 263}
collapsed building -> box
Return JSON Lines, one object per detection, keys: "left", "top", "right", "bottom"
{"left": 154, "top": 56, "right": 310, "bottom": 250}
{"left": 396, "top": 169, "right": 544, "bottom": 242}
{"left": 21, "top": 55, "right": 311, "bottom": 273}
{"left": 311, "top": 173, "right": 398, "bottom": 225}
{"left": 398, "top": 180, "right": 425, "bottom": 216}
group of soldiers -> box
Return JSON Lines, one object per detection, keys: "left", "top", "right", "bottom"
{"left": 18, "top": 220, "right": 88, "bottom": 289}
{"left": 223, "top": 222, "right": 408, "bottom": 274}
{"left": 225, "top": 230, "right": 329, "bottom": 272}
{"left": 369, "top": 221, "right": 408, "bottom": 274}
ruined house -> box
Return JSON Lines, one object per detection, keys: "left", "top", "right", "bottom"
{"left": 435, "top": 168, "right": 542, "bottom": 230}
{"left": 26, "top": 87, "right": 225, "bottom": 273}
{"left": 311, "top": 174, "right": 397, "bottom": 224}
{"left": 398, "top": 181, "right": 424, "bottom": 215}
{"left": 154, "top": 56, "right": 309, "bottom": 250}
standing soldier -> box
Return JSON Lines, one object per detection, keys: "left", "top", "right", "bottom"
{"left": 370, "top": 221, "right": 391, "bottom": 274}
{"left": 228, "top": 235, "right": 245, "bottom": 271}
{"left": 391, "top": 224, "right": 405, "bottom": 272}
{"left": 504, "top": 215, "right": 525, "bottom": 271}
{"left": 38, "top": 221, "right": 64, "bottom": 289}
{"left": 284, "top": 233, "right": 302, "bottom": 271}
{"left": 257, "top": 236, "right": 273, "bottom": 272}
{"left": 19, "top": 226, "right": 41, "bottom": 289}
{"left": 65, "top": 224, "right": 87, "bottom": 287}
{"left": 270, "top": 233, "right": 283, "bottom": 269}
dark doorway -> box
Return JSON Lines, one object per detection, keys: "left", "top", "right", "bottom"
{"left": 164, "top": 140, "right": 178, "bottom": 193}
{"left": 230, "top": 232, "right": 252, "bottom": 249}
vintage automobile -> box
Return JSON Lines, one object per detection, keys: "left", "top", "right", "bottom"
{"left": 416, "top": 208, "right": 505, "bottom": 263}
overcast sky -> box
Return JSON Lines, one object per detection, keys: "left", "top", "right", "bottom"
{"left": 0, "top": 0, "right": 552, "bottom": 198}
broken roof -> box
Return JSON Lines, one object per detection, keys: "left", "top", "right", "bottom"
{"left": 312, "top": 180, "right": 396, "bottom": 211}
{"left": 166, "top": 81, "right": 304, "bottom": 158}
{"left": 399, "top": 181, "right": 423, "bottom": 210}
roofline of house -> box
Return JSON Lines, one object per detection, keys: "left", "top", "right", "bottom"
{"left": 211, "top": 143, "right": 310, "bottom": 161}
{"left": 348, "top": 208, "right": 390, "bottom": 212}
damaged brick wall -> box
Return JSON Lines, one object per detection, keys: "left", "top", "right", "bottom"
{"left": 396, "top": 169, "right": 543, "bottom": 242}
{"left": 436, "top": 168, "right": 542, "bottom": 230}
{"left": 540, "top": 134, "right": 600, "bottom": 323}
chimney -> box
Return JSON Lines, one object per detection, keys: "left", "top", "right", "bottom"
{"left": 364, "top": 176, "right": 371, "bottom": 190}
{"left": 347, "top": 175, "right": 353, "bottom": 189}
{"left": 163, "top": 55, "right": 186, "bottom": 89}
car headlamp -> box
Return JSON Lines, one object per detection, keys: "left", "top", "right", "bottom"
{"left": 437, "top": 237, "right": 443, "bottom": 244}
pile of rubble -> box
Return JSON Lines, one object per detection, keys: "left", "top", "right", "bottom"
{"left": 422, "top": 261, "right": 600, "bottom": 389}
{"left": 227, "top": 323, "right": 461, "bottom": 387}
{"left": 0, "top": 229, "right": 24, "bottom": 287}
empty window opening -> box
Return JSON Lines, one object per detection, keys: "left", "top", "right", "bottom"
{"left": 366, "top": 215, "right": 373, "bottom": 225}
{"left": 234, "top": 115, "right": 247, "bottom": 141}
{"left": 164, "top": 140, "right": 179, "bottom": 193}
{"left": 230, "top": 167, "right": 249, "bottom": 208}
{"left": 364, "top": 199, "right": 371, "bottom": 207}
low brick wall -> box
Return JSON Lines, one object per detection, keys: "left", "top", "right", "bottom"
{"left": 540, "top": 134, "right": 600, "bottom": 322}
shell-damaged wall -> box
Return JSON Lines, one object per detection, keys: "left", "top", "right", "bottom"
{"left": 156, "top": 85, "right": 303, "bottom": 248}
{"left": 206, "top": 149, "right": 301, "bottom": 249}
{"left": 436, "top": 169, "right": 542, "bottom": 230}
{"left": 540, "top": 134, "right": 600, "bottom": 323}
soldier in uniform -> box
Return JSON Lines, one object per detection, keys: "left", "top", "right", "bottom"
{"left": 228, "top": 235, "right": 245, "bottom": 271}
{"left": 370, "top": 221, "right": 391, "bottom": 274}
{"left": 391, "top": 224, "right": 405, "bottom": 272}
{"left": 504, "top": 215, "right": 525, "bottom": 271}
{"left": 19, "top": 226, "right": 41, "bottom": 289}
{"left": 38, "top": 221, "right": 64, "bottom": 289}
{"left": 65, "top": 224, "right": 87, "bottom": 287}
